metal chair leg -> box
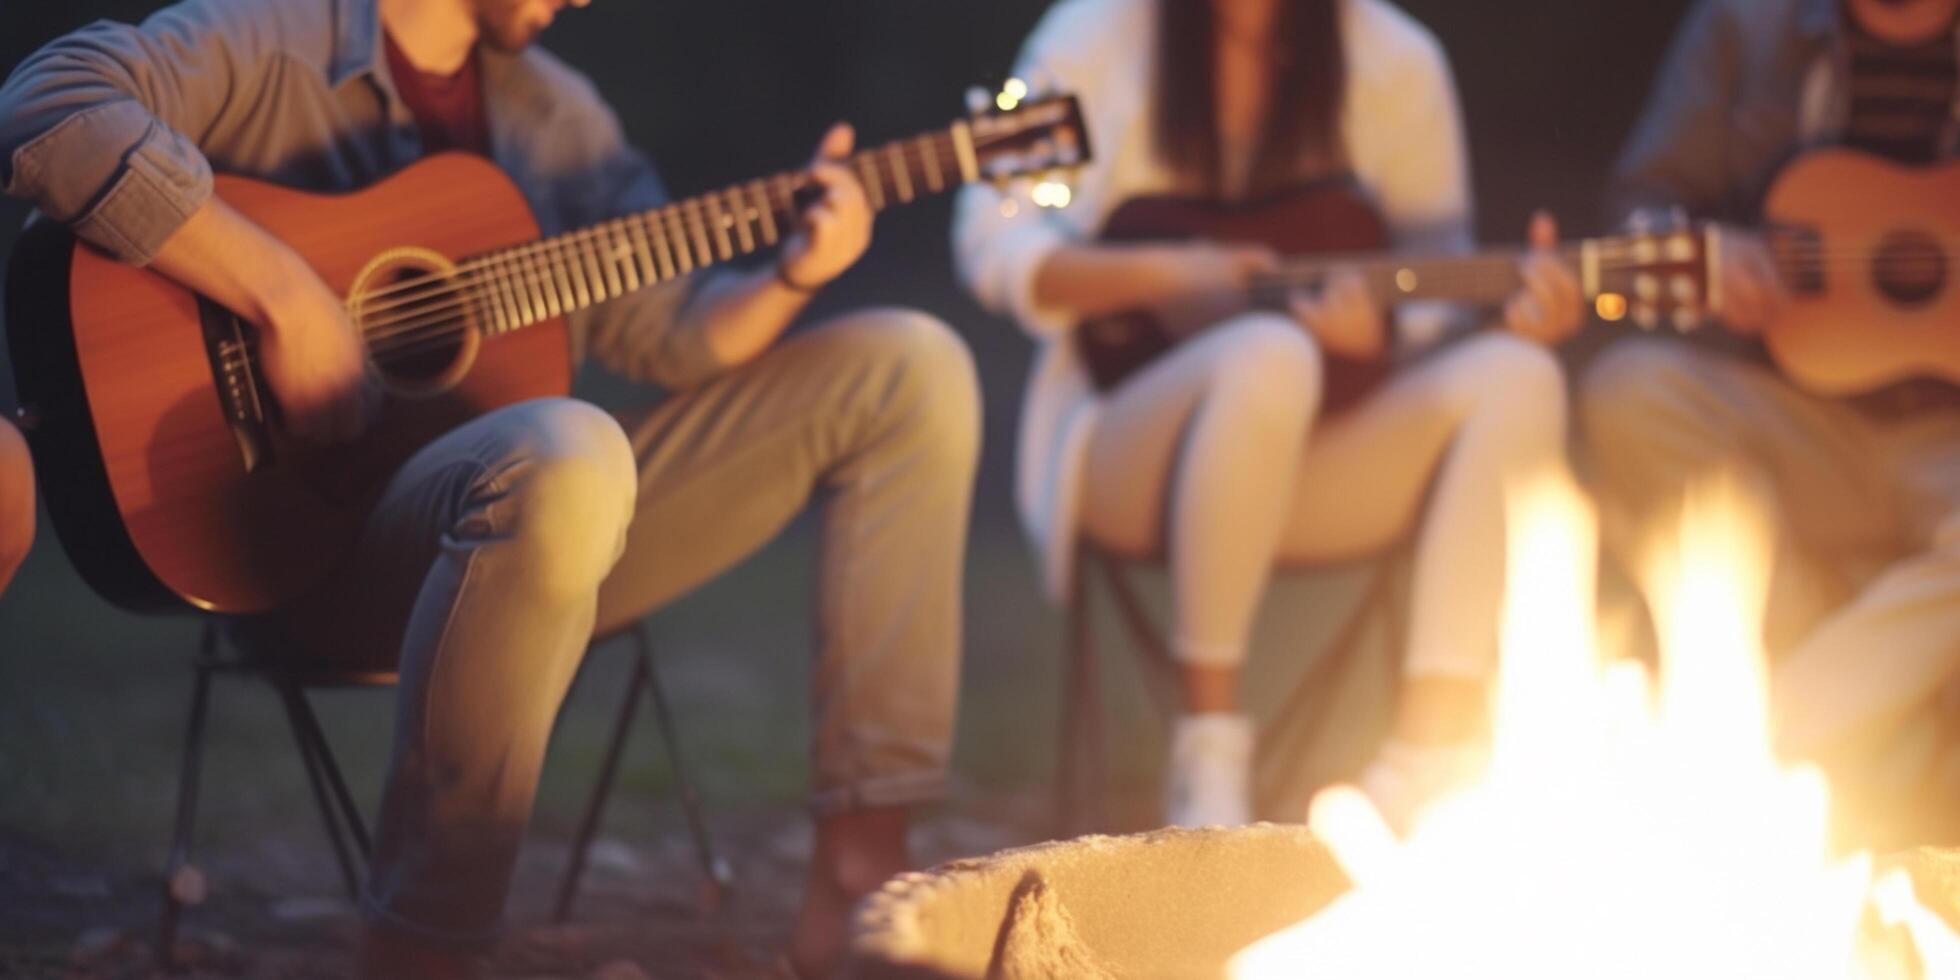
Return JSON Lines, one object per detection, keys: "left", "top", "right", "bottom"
{"left": 554, "top": 644, "right": 649, "bottom": 923}
{"left": 282, "top": 682, "right": 371, "bottom": 858}
{"left": 1058, "top": 554, "right": 1107, "bottom": 836}
{"left": 159, "top": 633, "right": 219, "bottom": 972}
{"left": 276, "top": 680, "right": 362, "bottom": 901}
{"left": 637, "top": 622, "right": 734, "bottom": 907}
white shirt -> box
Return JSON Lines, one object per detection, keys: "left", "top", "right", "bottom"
{"left": 952, "top": 0, "right": 1474, "bottom": 604}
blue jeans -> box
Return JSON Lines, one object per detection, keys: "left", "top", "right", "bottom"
{"left": 239, "top": 309, "right": 980, "bottom": 944}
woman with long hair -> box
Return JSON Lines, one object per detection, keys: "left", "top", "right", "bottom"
{"left": 955, "top": 0, "right": 1584, "bottom": 829}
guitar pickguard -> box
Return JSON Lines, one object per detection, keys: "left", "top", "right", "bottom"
{"left": 197, "top": 296, "right": 275, "bottom": 474}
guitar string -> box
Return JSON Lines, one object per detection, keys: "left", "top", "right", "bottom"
{"left": 346, "top": 134, "right": 965, "bottom": 322}
{"left": 350, "top": 215, "right": 1959, "bottom": 341}
{"left": 352, "top": 167, "right": 968, "bottom": 348}
{"left": 357, "top": 142, "right": 973, "bottom": 350}
{"left": 358, "top": 173, "right": 956, "bottom": 348}
{"left": 349, "top": 132, "right": 965, "bottom": 316}
{"left": 359, "top": 250, "right": 1951, "bottom": 363}
{"left": 353, "top": 254, "right": 1717, "bottom": 364}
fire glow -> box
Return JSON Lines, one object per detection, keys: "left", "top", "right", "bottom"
{"left": 1232, "top": 474, "right": 1960, "bottom": 979}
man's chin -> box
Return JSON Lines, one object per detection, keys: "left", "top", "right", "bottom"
{"left": 484, "top": 20, "right": 548, "bottom": 52}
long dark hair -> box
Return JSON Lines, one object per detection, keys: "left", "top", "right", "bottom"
{"left": 1154, "top": 0, "right": 1346, "bottom": 196}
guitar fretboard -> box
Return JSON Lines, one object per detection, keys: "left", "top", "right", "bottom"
{"left": 1248, "top": 244, "right": 1589, "bottom": 309}
{"left": 444, "top": 126, "right": 977, "bottom": 335}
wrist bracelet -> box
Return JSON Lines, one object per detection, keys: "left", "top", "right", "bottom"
{"left": 775, "top": 263, "right": 821, "bottom": 295}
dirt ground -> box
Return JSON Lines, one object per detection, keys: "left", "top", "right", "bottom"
{"left": 0, "top": 796, "right": 1055, "bottom": 980}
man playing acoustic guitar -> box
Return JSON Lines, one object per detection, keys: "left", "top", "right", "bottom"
{"left": 1581, "top": 0, "right": 1960, "bottom": 839}
{"left": 0, "top": 0, "right": 980, "bottom": 975}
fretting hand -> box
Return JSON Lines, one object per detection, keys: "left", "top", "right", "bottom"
{"left": 1291, "top": 266, "right": 1388, "bottom": 360}
{"left": 777, "top": 123, "right": 873, "bottom": 291}
{"left": 1504, "top": 210, "right": 1585, "bottom": 345}
{"left": 1707, "top": 225, "right": 1786, "bottom": 336}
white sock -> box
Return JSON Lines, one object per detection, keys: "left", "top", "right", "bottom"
{"left": 1164, "top": 713, "right": 1255, "bottom": 828}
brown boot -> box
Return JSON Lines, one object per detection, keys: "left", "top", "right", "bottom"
{"left": 357, "top": 926, "right": 481, "bottom": 980}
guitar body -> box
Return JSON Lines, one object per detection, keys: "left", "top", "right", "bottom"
{"left": 1077, "top": 179, "right": 1392, "bottom": 413}
{"left": 6, "top": 154, "right": 569, "bottom": 613}
{"left": 1760, "top": 149, "right": 1960, "bottom": 394}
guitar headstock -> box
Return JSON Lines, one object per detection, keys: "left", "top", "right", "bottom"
{"left": 1588, "top": 213, "right": 1715, "bottom": 333}
{"left": 964, "top": 79, "right": 1090, "bottom": 208}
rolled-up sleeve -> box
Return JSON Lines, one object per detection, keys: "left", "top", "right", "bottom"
{"left": 1607, "top": 0, "right": 1740, "bottom": 224}
{"left": 0, "top": 0, "right": 263, "bottom": 265}
{"left": 950, "top": 0, "right": 1112, "bottom": 341}
{"left": 953, "top": 191, "right": 1074, "bottom": 338}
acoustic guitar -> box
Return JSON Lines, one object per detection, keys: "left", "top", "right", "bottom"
{"left": 6, "top": 94, "right": 1089, "bottom": 613}
{"left": 1076, "top": 179, "right": 1716, "bottom": 413}
{"left": 1755, "top": 147, "right": 1960, "bottom": 395}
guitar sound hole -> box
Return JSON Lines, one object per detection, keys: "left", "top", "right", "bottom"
{"left": 1872, "top": 230, "right": 1947, "bottom": 309}
{"left": 352, "top": 251, "right": 480, "bottom": 397}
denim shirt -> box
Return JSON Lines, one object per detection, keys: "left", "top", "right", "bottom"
{"left": 1610, "top": 0, "right": 1960, "bottom": 225}
{"left": 0, "top": 0, "right": 720, "bottom": 389}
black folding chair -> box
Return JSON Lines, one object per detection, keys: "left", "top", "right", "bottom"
{"left": 1055, "top": 538, "right": 1413, "bottom": 835}
{"left": 157, "top": 619, "right": 732, "bottom": 968}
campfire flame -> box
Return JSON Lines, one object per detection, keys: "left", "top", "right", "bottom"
{"left": 1231, "top": 473, "right": 1960, "bottom": 979}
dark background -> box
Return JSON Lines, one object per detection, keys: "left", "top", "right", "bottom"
{"left": 0, "top": 0, "right": 1699, "bottom": 936}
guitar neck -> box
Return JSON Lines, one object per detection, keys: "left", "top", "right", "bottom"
{"left": 1250, "top": 243, "right": 1594, "bottom": 308}
{"left": 460, "top": 123, "right": 979, "bottom": 332}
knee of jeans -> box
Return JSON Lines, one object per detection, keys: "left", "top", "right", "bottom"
{"left": 1205, "top": 313, "right": 1323, "bottom": 424}
{"left": 832, "top": 309, "right": 983, "bottom": 470}
{"left": 496, "top": 399, "right": 637, "bottom": 602}
{"left": 1578, "top": 336, "right": 1695, "bottom": 449}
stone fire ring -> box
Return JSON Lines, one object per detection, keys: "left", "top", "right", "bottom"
{"left": 849, "top": 825, "right": 1351, "bottom": 980}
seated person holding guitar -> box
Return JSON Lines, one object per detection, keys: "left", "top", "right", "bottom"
{"left": 0, "top": 0, "right": 979, "bottom": 975}
{"left": 1582, "top": 0, "right": 1960, "bottom": 834}
{"left": 955, "top": 0, "right": 1585, "bottom": 830}
{"left": 0, "top": 417, "right": 29, "bottom": 596}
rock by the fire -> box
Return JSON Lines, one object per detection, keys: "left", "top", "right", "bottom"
{"left": 1888, "top": 847, "right": 1960, "bottom": 935}
{"left": 985, "top": 871, "right": 1119, "bottom": 980}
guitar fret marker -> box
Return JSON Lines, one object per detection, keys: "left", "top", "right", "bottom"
{"left": 886, "top": 144, "right": 914, "bottom": 203}
{"left": 856, "top": 157, "right": 886, "bottom": 210}
{"left": 663, "top": 207, "right": 694, "bottom": 274}
{"left": 646, "top": 213, "right": 677, "bottom": 279}
{"left": 682, "top": 200, "right": 715, "bottom": 267}
{"left": 704, "top": 195, "right": 735, "bottom": 260}
{"left": 750, "top": 180, "right": 779, "bottom": 245}
{"left": 596, "top": 228, "right": 626, "bottom": 297}
{"left": 949, "top": 121, "right": 981, "bottom": 183}
{"left": 1394, "top": 268, "right": 1418, "bottom": 293}
{"left": 610, "top": 223, "right": 642, "bottom": 292}
{"left": 919, "top": 137, "right": 945, "bottom": 193}
{"left": 727, "top": 189, "right": 756, "bottom": 254}
{"left": 624, "top": 219, "right": 657, "bottom": 284}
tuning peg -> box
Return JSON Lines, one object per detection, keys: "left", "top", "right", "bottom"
{"left": 1031, "top": 178, "right": 1073, "bottom": 209}
{"left": 966, "top": 86, "right": 992, "bottom": 115}
{"left": 996, "top": 76, "right": 1029, "bottom": 112}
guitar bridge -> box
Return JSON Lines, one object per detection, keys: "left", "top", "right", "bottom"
{"left": 198, "top": 296, "right": 275, "bottom": 473}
